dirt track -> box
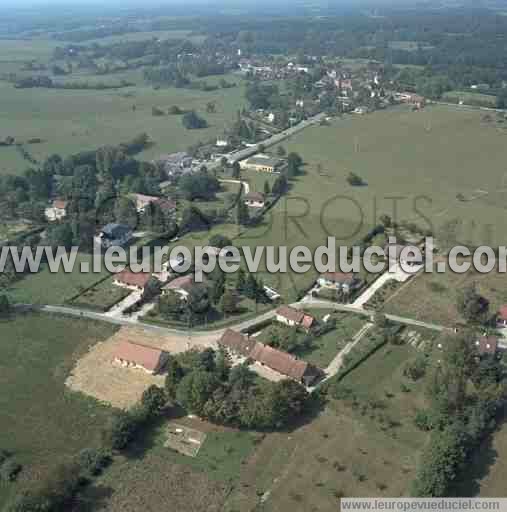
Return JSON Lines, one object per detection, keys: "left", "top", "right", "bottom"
{"left": 66, "top": 326, "right": 219, "bottom": 409}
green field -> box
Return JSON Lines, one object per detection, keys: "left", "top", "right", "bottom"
{"left": 0, "top": 72, "right": 246, "bottom": 174}
{"left": 6, "top": 252, "right": 111, "bottom": 305}
{"left": 224, "top": 342, "right": 429, "bottom": 511}
{"left": 257, "top": 312, "right": 366, "bottom": 368}
{"left": 0, "top": 313, "right": 117, "bottom": 508}
{"left": 70, "top": 276, "right": 131, "bottom": 311}
{"left": 442, "top": 90, "right": 497, "bottom": 107}
{"left": 281, "top": 105, "right": 507, "bottom": 247}
{"left": 384, "top": 263, "right": 507, "bottom": 327}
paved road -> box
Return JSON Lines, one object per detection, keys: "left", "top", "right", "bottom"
{"left": 17, "top": 296, "right": 447, "bottom": 339}
{"left": 218, "top": 178, "right": 250, "bottom": 194}
{"left": 208, "top": 112, "right": 326, "bottom": 169}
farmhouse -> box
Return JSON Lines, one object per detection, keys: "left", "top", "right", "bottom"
{"left": 275, "top": 305, "right": 315, "bottom": 330}
{"left": 44, "top": 199, "right": 68, "bottom": 221}
{"left": 476, "top": 336, "right": 499, "bottom": 356}
{"left": 218, "top": 329, "right": 257, "bottom": 358}
{"left": 113, "top": 269, "right": 153, "bottom": 291}
{"left": 95, "top": 223, "right": 133, "bottom": 249}
{"left": 156, "top": 152, "right": 193, "bottom": 177}
{"left": 216, "top": 137, "right": 229, "bottom": 147}
{"left": 244, "top": 191, "right": 265, "bottom": 208}
{"left": 112, "top": 340, "right": 169, "bottom": 374}
{"left": 397, "top": 92, "right": 426, "bottom": 109}
{"left": 240, "top": 154, "right": 285, "bottom": 173}
{"left": 154, "top": 197, "right": 177, "bottom": 215}
{"left": 128, "top": 193, "right": 159, "bottom": 213}
{"left": 250, "top": 342, "right": 321, "bottom": 386}
{"left": 163, "top": 274, "right": 201, "bottom": 299}
{"left": 218, "top": 329, "right": 321, "bottom": 386}
{"left": 318, "top": 272, "right": 361, "bottom": 293}
{"left": 497, "top": 305, "right": 507, "bottom": 327}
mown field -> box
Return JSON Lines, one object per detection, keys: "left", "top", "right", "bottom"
{"left": 0, "top": 313, "right": 117, "bottom": 508}
{"left": 6, "top": 252, "right": 111, "bottom": 305}
{"left": 284, "top": 104, "right": 507, "bottom": 247}
{"left": 384, "top": 262, "right": 507, "bottom": 326}
{"left": 224, "top": 342, "right": 429, "bottom": 511}
{"left": 77, "top": 419, "right": 256, "bottom": 512}
{"left": 0, "top": 72, "right": 246, "bottom": 175}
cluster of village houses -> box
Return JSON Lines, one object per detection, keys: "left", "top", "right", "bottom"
{"left": 106, "top": 266, "right": 367, "bottom": 386}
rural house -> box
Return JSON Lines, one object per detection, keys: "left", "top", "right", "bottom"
{"left": 154, "top": 197, "right": 177, "bottom": 215}
{"left": 239, "top": 154, "right": 285, "bottom": 173}
{"left": 95, "top": 223, "right": 133, "bottom": 249}
{"left": 112, "top": 340, "right": 169, "bottom": 374}
{"left": 218, "top": 329, "right": 257, "bottom": 358}
{"left": 275, "top": 305, "right": 315, "bottom": 331}
{"left": 244, "top": 191, "right": 265, "bottom": 208}
{"left": 250, "top": 342, "right": 321, "bottom": 386}
{"left": 156, "top": 152, "right": 193, "bottom": 177}
{"left": 113, "top": 269, "right": 153, "bottom": 292}
{"left": 163, "top": 274, "right": 201, "bottom": 299}
{"left": 44, "top": 199, "right": 68, "bottom": 221}
{"left": 476, "top": 336, "right": 499, "bottom": 356}
{"left": 218, "top": 329, "right": 321, "bottom": 386}
{"left": 497, "top": 305, "right": 507, "bottom": 328}
{"left": 128, "top": 193, "right": 160, "bottom": 213}
{"left": 317, "top": 272, "right": 361, "bottom": 293}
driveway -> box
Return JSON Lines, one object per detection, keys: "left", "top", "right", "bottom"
{"left": 351, "top": 263, "right": 423, "bottom": 309}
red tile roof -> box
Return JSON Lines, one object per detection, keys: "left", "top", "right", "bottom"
{"left": 477, "top": 336, "right": 498, "bottom": 355}
{"left": 498, "top": 305, "right": 507, "bottom": 321}
{"left": 113, "top": 340, "right": 166, "bottom": 372}
{"left": 301, "top": 314, "right": 315, "bottom": 330}
{"left": 114, "top": 269, "right": 152, "bottom": 289}
{"left": 165, "top": 274, "right": 196, "bottom": 292}
{"left": 320, "top": 272, "right": 356, "bottom": 285}
{"left": 245, "top": 192, "right": 265, "bottom": 202}
{"left": 53, "top": 199, "right": 68, "bottom": 209}
{"left": 218, "top": 329, "right": 256, "bottom": 358}
{"left": 250, "top": 342, "right": 313, "bottom": 381}
{"left": 276, "top": 305, "right": 305, "bottom": 323}
{"left": 155, "top": 198, "right": 177, "bottom": 212}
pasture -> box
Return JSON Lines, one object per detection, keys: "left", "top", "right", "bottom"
{"left": 224, "top": 343, "right": 428, "bottom": 511}
{"left": 384, "top": 261, "right": 507, "bottom": 326}
{"left": 79, "top": 417, "right": 256, "bottom": 512}
{"left": 6, "top": 252, "right": 111, "bottom": 305}
{"left": 0, "top": 73, "right": 246, "bottom": 175}
{"left": 284, "top": 104, "right": 507, "bottom": 247}
{"left": 0, "top": 313, "right": 117, "bottom": 508}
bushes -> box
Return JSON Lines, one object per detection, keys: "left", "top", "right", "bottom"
{"left": 172, "top": 350, "right": 311, "bottom": 430}
{"left": 182, "top": 110, "right": 208, "bottom": 130}
{"left": 103, "top": 388, "right": 167, "bottom": 451}
{"left": 0, "top": 459, "right": 22, "bottom": 482}
{"left": 403, "top": 356, "right": 428, "bottom": 381}
{"left": 0, "top": 450, "right": 22, "bottom": 483}
{"left": 75, "top": 448, "right": 111, "bottom": 478}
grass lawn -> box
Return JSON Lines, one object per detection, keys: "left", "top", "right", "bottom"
{"left": 258, "top": 312, "right": 366, "bottom": 369}
{"left": 297, "top": 313, "right": 366, "bottom": 368}
{"left": 384, "top": 261, "right": 507, "bottom": 326}
{"left": 70, "top": 276, "right": 131, "bottom": 311}
{"left": 6, "top": 252, "right": 111, "bottom": 305}
{"left": 0, "top": 313, "right": 117, "bottom": 508}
